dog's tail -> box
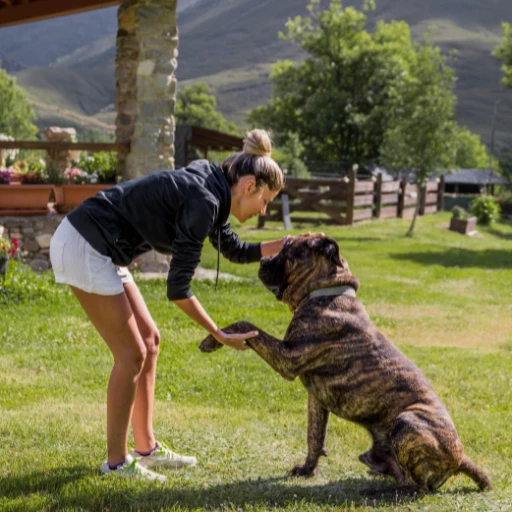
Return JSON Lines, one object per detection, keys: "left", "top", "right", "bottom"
{"left": 457, "top": 455, "right": 491, "bottom": 491}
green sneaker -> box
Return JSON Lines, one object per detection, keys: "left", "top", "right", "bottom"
{"left": 101, "top": 454, "right": 167, "bottom": 482}
{"left": 132, "top": 441, "right": 197, "bottom": 470}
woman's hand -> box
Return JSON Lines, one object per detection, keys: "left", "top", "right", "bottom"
{"left": 302, "top": 231, "right": 325, "bottom": 237}
{"left": 261, "top": 232, "right": 326, "bottom": 258}
{"left": 213, "top": 328, "right": 258, "bottom": 351}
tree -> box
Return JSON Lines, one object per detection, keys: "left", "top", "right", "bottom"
{"left": 453, "top": 126, "right": 489, "bottom": 169}
{"left": 272, "top": 132, "right": 310, "bottom": 178}
{"left": 248, "top": 0, "right": 416, "bottom": 166}
{"left": 0, "top": 67, "right": 37, "bottom": 139}
{"left": 175, "top": 83, "right": 238, "bottom": 135}
{"left": 493, "top": 23, "right": 512, "bottom": 89}
{"left": 380, "top": 39, "right": 458, "bottom": 236}
{"left": 499, "top": 152, "right": 512, "bottom": 184}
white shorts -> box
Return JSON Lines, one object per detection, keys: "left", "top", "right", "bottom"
{"left": 50, "top": 217, "right": 134, "bottom": 296}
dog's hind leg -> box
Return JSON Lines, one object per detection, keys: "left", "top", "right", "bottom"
{"left": 291, "top": 393, "right": 330, "bottom": 478}
{"left": 390, "top": 411, "right": 463, "bottom": 492}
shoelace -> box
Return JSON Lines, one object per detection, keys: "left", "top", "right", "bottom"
{"left": 123, "top": 458, "right": 143, "bottom": 475}
{"left": 156, "top": 441, "right": 180, "bottom": 459}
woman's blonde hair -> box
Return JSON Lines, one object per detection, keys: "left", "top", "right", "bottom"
{"left": 221, "top": 129, "right": 284, "bottom": 191}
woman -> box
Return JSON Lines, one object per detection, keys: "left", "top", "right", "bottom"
{"left": 50, "top": 129, "right": 289, "bottom": 482}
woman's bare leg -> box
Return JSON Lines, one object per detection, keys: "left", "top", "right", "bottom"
{"left": 123, "top": 281, "right": 160, "bottom": 453}
{"left": 70, "top": 286, "right": 147, "bottom": 466}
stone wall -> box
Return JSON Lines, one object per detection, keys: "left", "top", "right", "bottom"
{"left": 0, "top": 214, "right": 64, "bottom": 272}
{"left": 0, "top": 214, "right": 170, "bottom": 273}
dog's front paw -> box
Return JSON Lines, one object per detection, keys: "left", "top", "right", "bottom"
{"left": 199, "top": 334, "right": 224, "bottom": 353}
{"left": 290, "top": 463, "right": 317, "bottom": 478}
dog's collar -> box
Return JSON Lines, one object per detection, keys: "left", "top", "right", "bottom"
{"left": 301, "top": 285, "right": 356, "bottom": 307}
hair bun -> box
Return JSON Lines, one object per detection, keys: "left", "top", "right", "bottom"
{"left": 243, "top": 129, "right": 272, "bottom": 158}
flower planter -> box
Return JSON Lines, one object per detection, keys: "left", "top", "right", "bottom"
{"left": 449, "top": 216, "right": 477, "bottom": 235}
{"left": 0, "top": 184, "right": 52, "bottom": 215}
{"left": 52, "top": 184, "right": 111, "bottom": 213}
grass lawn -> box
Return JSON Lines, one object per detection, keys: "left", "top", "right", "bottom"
{"left": 1, "top": 213, "right": 511, "bottom": 511}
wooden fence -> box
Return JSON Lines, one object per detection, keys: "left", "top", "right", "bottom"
{"left": 259, "top": 172, "right": 445, "bottom": 227}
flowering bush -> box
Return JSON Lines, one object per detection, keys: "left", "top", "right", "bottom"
{"left": 76, "top": 152, "right": 117, "bottom": 184}
{"left": 14, "top": 156, "right": 46, "bottom": 175}
{"left": 469, "top": 195, "right": 501, "bottom": 225}
{"left": 0, "top": 235, "right": 18, "bottom": 259}
{"left": 16, "top": 157, "right": 48, "bottom": 184}
{"left": 0, "top": 168, "right": 12, "bottom": 184}
{"left": 65, "top": 167, "right": 98, "bottom": 184}
{"left": 20, "top": 172, "right": 47, "bottom": 184}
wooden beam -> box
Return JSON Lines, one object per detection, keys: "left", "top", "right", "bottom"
{"left": 0, "top": 140, "right": 130, "bottom": 153}
{"left": 0, "top": 0, "right": 119, "bottom": 28}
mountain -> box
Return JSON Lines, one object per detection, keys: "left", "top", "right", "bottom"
{"left": 1, "top": 0, "right": 512, "bottom": 152}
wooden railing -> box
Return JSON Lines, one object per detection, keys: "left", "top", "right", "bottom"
{"left": 0, "top": 140, "right": 130, "bottom": 153}
{"left": 259, "top": 174, "right": 445, "bottom": 227}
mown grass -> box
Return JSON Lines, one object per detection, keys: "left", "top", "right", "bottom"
{"left": 1, "top": 213, "right": 512, "bottom": 511}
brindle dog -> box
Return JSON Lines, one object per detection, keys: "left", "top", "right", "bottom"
{"left": 200, "top": 234, "right": 491, "bottom": 493}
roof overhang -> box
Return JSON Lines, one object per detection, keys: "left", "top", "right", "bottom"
{"left": 444, "top": 169, "right": 510, "bottom": 186}
{"left": 187, "top": 126, "right": 244, "bottom": 152}
{"left": 0, "top": 0, "right": 118, "bottom": 28}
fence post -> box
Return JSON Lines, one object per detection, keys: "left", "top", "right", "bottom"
{"left": 419, "top": 183, "right": 426, "bottom": 216}
{"left": 437, "top": 175, "right": 445, "bottom": 212}
{"left": 374, "top": 173, "right": 382, "bottom": 218}
{"left": 345, "top": 168, "right": 356, "bottom": 225}
{"left": 398, "top": 177, "right": 406, "bottom": 218}
{"left": 281, "top": 194, "right": 292, "bottom": 230}
{"left": 257, "top": 215, "right": 265, "bottom": 228}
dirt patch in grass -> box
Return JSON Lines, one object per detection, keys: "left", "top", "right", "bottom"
{"left": 367, "top": 303, "right": 511, "bottom": 350}
{"left": 384, "top": 276, "right": 422, "bottom": 285}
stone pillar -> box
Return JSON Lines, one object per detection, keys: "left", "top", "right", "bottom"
{"left": 43, "top": 127, "right": 80, "bottom": 173}
{"left": 115, "top": 0, "right": 178, "bottom": 180}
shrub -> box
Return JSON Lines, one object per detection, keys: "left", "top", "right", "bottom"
{"left": 14, "top": 156, "right": 46, "bottom": 175}
{"left": 497, "top": 189, "right": 512, "bottom": 216}
{"left": 0, "top": 260, "right": 64, "bottom": 304}
{"left": 76, "top": 152, "right": 117, "bottom": 184}
{"left": 64, "top": 167, "right": 98, "bottom": 184}
{"left": 272, "top": 133, "right": 310, "bottom": 178}
{"left": 451, "top": 205, "right": 470, "bottom": 220}
{"left": 45, "top": 162, "right": 65, "bottom": 185}
{"left": 15, "top": 157, "right": 48, "bottom": 184}
{"left": 469, "top": 195, "right": 501, "bottom": 225}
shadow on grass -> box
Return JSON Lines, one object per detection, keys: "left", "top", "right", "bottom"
{"left": 0, "top": 466, "right": 94, "bottom": 498}
{"left": 391, "top": 248, "right": 512, "bottom": 269}
{"left": 0, "top": 468, "right": 431, "bottom": 510}
{"left": 485, "top": 226, "right": 512, "bottom": 241}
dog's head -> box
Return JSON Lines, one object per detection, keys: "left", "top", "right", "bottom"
{"left": 258, "top": 234, "right": 359, "bottom": 311}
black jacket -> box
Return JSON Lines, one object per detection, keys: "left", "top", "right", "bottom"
{"left": 67, "top": 160, "right": 261, "bottom": 300}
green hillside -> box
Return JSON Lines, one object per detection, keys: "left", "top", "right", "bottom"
{"left": 4, "top": 0, "right": 512, "bottom": 151}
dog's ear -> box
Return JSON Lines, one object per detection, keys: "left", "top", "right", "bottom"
{"left": 323, "top": 237, "right": 344, "bottom": 267}
{"left": 308, "top": 236, "right": 344, "bottom": 267}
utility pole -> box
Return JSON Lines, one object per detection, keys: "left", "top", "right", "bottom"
{"left": 488, "top": 99, "right": 501, "bottom": 190}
